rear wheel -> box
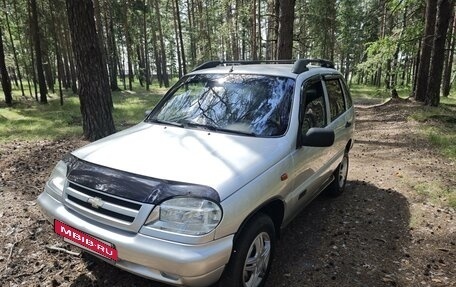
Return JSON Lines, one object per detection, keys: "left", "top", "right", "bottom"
{"left": 326, "top": 153, "right": 349, "bottom": 197}
{"left": 218, "top": 213, "right": 275, "bottom": 287}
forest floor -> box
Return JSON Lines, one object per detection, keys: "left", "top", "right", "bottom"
{"left": 0, "top": 99, "right": 455, "bottom": 287}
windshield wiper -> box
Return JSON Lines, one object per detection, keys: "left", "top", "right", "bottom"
{"left": 148, "top": 118, "right": 184, "bottom": 128}
{"left": 182, "top": 121, "right": 217, "bottom": 131}
{"left": 182, "top": 121, "right": 257, "bottom": 136}
{"left": 215, "top": 127, "right": 258, "bottom": 137}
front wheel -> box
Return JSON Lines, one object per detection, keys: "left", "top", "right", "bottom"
{"left": 326, "top": 153, "right": 349, "bottom": 197}
{"left": 218, "top": 213, "right": 276, "bottom": 287}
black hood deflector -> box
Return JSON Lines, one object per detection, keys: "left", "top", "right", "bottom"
{"left": 65, "top": 155, "right": 220, "bottom": 204}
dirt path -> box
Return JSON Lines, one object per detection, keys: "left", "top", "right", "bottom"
{"left": 1, "top": 100, "right": 455, "bottom": 287}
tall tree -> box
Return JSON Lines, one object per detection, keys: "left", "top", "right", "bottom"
{"left": 171, "top": 0, "right": 182, "bottom": 77}
{"left": 425, "top": 0, "right": 455, "bottom": 106}
{"left": 442, "top": 12, "right": 456, "bottom": 97}
{"left": 0, "top": 26, "right": 12, "bottom": 106}
{"left": 277, "top": 0, "right": 295, "bottom": 59}
{"left": 3, "top": 0, "right": 25, "bottom": 98}
{"left": 415, "top": 0, "right": 437, "bottom": 102}
{"left": 30, "top": 0, "right": 48, "bottom": 104}
{"left": 48, "top": 0, "right": 64, "bottom": 105}
{"left": 106, "top": 7, "right": 120, "bottom": 91}
{"left": 66, "top": 0, "right": 116, "bottom": 141}
{"left": 142, "top": 0, "right": 150, "bottom": 90}
{"left": 174, "top": 0, "right": 186, "bottom": 75}
{"left": 153, "top": 0, "right": 169, "bottom": 87}
{"left": 123, "top": 0, "right": 134, "bottom": 90}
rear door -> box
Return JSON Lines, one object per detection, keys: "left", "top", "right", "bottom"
{"left": 323, "top": 75, "right": 354, "bottom": 169}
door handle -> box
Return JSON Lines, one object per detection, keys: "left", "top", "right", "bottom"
{"left": 345, "top": 121, "right": 352, "bottom": 128}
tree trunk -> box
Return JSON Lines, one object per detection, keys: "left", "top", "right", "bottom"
{"left": 412, "top": 40, "right": 421, "bottom": 94}
{"left": 59, "top": 18, "right": 70, "bottom": 90}
{"left": 344, "top": 54, "right": 350, "bottom": 81}
{"left": 150, "top": 22, "right": 162, "bottom": 87}
{"left": 0, "top": 27, "right": 12, "bottom": 106}
{"left": 172, "top": 0, "right": 182, "bottom": 78}
{"left": 66, "top": 0, "right": 116, "bottom": 141}
{"left": 426, "top": 0, "right": 454, "bottom": 106}
{"left": 11, "top": 0, "right": 33, "bottom": 98}
{"left": 63, "top": 19, "right": 78, "bottom": 94}
{"left": 136, "top": 45, "right": 144, "bottom": 87}
{"left": 93, "top": 0, "right": 108, "bottom": 72}
{"left": 123, "top": 1, "right": 133, "bottom": 90}
{"left": 442, "top": 12, "right": 456, "bottom": 97}
{"left": 30, "top": 0, "right": 48, "bottom": 104}
{"left": 175, "top": 0, "right": 187, "bottom": 74}
{"left": 107, "top": 10, "right": 120, "bottom": 91}
{"left": 257, "top": 0, "right": 262, "bottom": 59}
{"left": 251, "top": 0, "right": 258, "bottom": 60}
{"left": 3, "top": 0, "right": 25, "bottom": 98}
{"left": 187, "top": 0, "right": 196, "bottom": 67}
{"left": 48, "top": 0, "right": 63, "bottom": 104}
{"left": 277, "top": 0, "right": 295, "bottom": 59}
{"left": 143, "top": 0, "right": 150, "bottom": 90}
{"left": 266, "top": 0, "right": 275, "bottom": 59}
{"left": 204, "top": 1, "right": 213, "bottom": 59}
{"left": 154, "top": 0, "right": 169, "bottom": 87}
{"left": 39, "top": 10, "right": 56, "bottom": 95}
{"left": 415, "top": 0, "right": 437, "bottom": 101}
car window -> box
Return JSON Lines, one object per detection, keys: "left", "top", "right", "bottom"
{"left": 301, "top": 80, "right": 327, "bottom": 134}
{"left": 325, "top": 79, "right": 346, "bottom": 121}
{"left": 340, "top": 79, "right": 353, "bottom": 108}
{"left": 150, "top": 74, "right": 295, "bottom": 137}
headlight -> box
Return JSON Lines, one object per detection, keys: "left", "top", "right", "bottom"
{"left": 145, "top": 197, "right": 222, "bottom": 236}
{"left": 46, "top": 160, "right": 67, "bottom": 198}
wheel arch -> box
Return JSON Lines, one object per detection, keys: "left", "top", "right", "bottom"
{"left": 233, "top": 198, "right": 285, "bottom": 242}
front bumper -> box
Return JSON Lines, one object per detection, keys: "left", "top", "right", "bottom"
{"left": 38, "top": 191, "right": 233, "bottom": 287}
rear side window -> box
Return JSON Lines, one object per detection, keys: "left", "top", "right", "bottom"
{"left": 325, "top": 79, "right": 346, "bottom": 121}
{"left": 340, "top": 80, "right": 353, "bottom": 108}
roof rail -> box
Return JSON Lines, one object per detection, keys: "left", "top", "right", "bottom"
{"left": 192, "top": 60, "right": 295, "bottom": 72}
{"left": 192, "top": 59, "right": 335, "bottom": 73}
{"left": 292, "top": 59, "right": 335, "bottom": 74}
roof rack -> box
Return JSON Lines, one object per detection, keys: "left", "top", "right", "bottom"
{"left": 192, "top": 60, "right": 295, "bottom": 72}
{"left": 192, "top": 59, "right": 335, "bottom": 74}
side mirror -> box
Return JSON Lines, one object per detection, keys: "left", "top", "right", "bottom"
{"left": 145, "top": 110, "right": 152, "bottom": 118}
{"left": 301, "top": 128, "right": 335, "bottom": 147}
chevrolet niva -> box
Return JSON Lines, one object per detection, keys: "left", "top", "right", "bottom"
{"left": 38, "top": 59, "right": 355, "bottom": 287}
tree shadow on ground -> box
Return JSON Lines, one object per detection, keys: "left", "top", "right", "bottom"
{"left": 70, "top": 180, "right": 411, "bottom": 287}
{"left": 266, "top": 180, "right": 411, "bottom": 287}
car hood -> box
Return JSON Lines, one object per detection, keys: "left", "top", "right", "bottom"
{"left": 72, "top": 122, "right": 291, "bottom": 200}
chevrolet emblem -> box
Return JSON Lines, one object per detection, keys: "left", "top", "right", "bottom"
{"left": 87, "top": 197, "right": 104, "bottom": 209}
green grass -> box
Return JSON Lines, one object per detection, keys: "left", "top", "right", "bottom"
{"left": 410, "top": 99, "right": 456, "bottom": 160}
{"left": 407, "top": 92, "right": 456, "bottom": 208}
{"left": 414, "top": 182, "right": 456, "bottom": 209}
{"left": 350, "top": 84, "right": 411, "bottom": 103}
{"left": 0, "top": 84, "right": 166, "bottom": 143}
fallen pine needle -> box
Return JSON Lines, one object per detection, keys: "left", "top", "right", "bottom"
{"left": 45, "top": 245, "right": 81, "bottom": 256}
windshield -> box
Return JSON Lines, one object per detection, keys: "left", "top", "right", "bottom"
{"left": 148, "top": 74, "right": 295, "bottom": 137}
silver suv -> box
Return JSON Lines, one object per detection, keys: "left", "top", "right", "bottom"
{"left": 38, "top": 59, "right": 355, "bottom": 287}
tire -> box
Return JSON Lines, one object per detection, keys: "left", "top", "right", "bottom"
{"left": 218, "top": 213, "right": 276, "bottom": 287}
{"left": 326, "top": 153, "right": 349, "bottom": 197}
